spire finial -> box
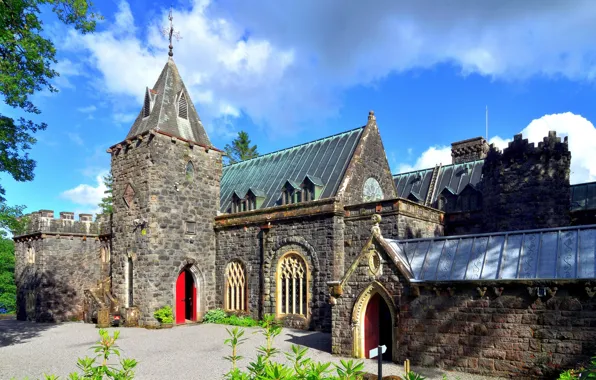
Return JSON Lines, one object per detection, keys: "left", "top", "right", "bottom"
{"left": 162, "top": 7, "right": 182, "bottom": 57}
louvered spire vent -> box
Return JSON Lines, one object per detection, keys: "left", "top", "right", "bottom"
{"left": 178, "top": 92, "right": 188, "bottom": 119}
{"left": 143, "top": 88, "right": 151, "bottom": 118}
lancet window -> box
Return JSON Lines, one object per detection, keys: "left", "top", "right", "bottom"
{"left": 225, "top": 261, "right": 247, "bottom": 311}
{"left": 277, "top": 253, "right": 308, "bottom": 316}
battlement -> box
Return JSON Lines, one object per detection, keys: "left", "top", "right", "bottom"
{"left": 486, "top": 130, "right": 570, "bottom": 163}
{"left": 14, "top": 210, "right": 112, "bottom": 238}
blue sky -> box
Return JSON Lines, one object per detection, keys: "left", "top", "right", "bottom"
{"left": 2, "top": 0, "right": 596, "bottom": 217}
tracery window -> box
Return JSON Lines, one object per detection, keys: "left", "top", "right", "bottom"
{"left": 277, "top": 253, "right": 308, "bottom": 316}
{"left": 225, "top": 261, "right": 247, "bottom": 311}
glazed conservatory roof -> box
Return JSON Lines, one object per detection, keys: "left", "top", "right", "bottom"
{"left": 385, "top": 225, "right": 596, "bottom": 282}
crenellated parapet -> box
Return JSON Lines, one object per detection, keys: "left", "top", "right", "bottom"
{"left": 13, "top": 210, "right": 112, "bottom": 239}
{"left": 481, "top": 131, "right": 571, "bottom": 232}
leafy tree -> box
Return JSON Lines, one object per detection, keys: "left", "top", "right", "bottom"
{"left": 98, "top": 173, "right": 113, "bottom": 215}
{"left": 224, "top": 131, "right": 259, "bottom": 165}
{"left": 0, "top": 0, "right": 100, "bottom": 231}
{"left": 0, "top": 237, "right": 16, "bottom": 314}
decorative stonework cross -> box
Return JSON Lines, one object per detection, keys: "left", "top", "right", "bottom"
{"left": 162, "top": 8, "right": 182, "bottom": 57}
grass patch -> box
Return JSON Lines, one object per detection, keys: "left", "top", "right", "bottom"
{"left": 0, "top": 313, "right": 15, "bottom": 320}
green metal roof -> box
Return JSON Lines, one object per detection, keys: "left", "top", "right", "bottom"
{"left": 220, "top": 127, "right": 364, "bottom": 212}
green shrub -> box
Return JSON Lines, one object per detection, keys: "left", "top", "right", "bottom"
{"left": 203, "top": 308, "right": 228, "bottom": 323}
{"left": 202, "top": 309, "right": 259, "bottom": 327}
{"left": 153, "top": 306, "right": 174, "bottom": 324}
{"left": 558, "top": 356, "right": 596, "bottom": 379}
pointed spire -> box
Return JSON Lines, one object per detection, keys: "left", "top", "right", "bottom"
{"left": 124, "top": 59, "right": 212, "bottom": 147}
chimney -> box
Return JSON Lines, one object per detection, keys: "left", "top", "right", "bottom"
{"left": 451, "top": 137, "right": 489, "bottom": 164}
{"left": 39, "top": 210, "right": 54, "bottom": 218}
{"left": 59, "top": 212, "right": 74, "bottom": 220}
{"left": 79, "top": 214, "right": 93, "bottom": 222}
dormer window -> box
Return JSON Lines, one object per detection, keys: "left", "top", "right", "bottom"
{"left": 302, "top": 175, "right": 324, "bottom": 202}
{"left": 281, "top": 180, "right": 301, "bottom": 205}
{"left": 231, "top": 191, "right": 246, "bottom": 213}
{"left": 178, "top": 92, "right": 188, "bottom": 119}
{"left": 246, "top": 188, "right": 265, "bottom": 211}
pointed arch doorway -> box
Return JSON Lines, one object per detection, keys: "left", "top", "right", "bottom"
{"left": 175, "top": 268, "right": 197, "bottom": 324}
{"left": 364, "top": 293, "right": 392, "bottom": 360}
{"left": 352, "top": 282, "right": 397, "bottom": 361}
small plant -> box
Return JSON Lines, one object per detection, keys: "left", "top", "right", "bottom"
{"left": 203, "top": 308, "right": 228, "bottom": 324}
{"left": 153, "top": 306, "right": 174, "bottom": 324}
{"left": 405, "top": 371, "right": 426, "bottom": 380}
{"left": 224, "top": 327, "right": 247, "bottom": 372}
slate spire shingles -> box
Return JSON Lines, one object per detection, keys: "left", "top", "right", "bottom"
{"left": 125, "top": 58, "right": 212, "bottom": 148}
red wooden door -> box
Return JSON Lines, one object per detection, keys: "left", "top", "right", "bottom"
{"left": 176, "top": 271, "right": 186, "bottom": 324}
{"left": 192, "top": 284, "right": 197, "bottom": 321}
{"left": 364, "top": 293, "right": 380, "bottom": 358}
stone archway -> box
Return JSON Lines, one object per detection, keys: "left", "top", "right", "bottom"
{"left": 351, "top": 281, "right": 398, "bottom": 361}
{"left": 172, "top": 259, "right": 206, "bottom": 322}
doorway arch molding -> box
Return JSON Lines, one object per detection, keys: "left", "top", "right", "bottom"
{"left": 351, "top": 281, "right": 398, "bottom": 360}
{"left": 172, "top": 258, "right": 206, "bottom": 321}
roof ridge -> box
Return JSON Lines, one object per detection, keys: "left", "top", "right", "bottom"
{"left": 392, "top": 158, "right": 485, "bottom": 177}
{"left": 223, "top": 126, "right": 365, "bottom": 169}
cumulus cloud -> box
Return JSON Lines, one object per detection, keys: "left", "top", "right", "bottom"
{"left": 56, "top": 0, "right": 596, "bottom": 138}
{"left": 397, "top": 113, "right": 596, "bottom": 184}
{"left": 77, "top": 105, "right": 97, "bottom": 113}
{"left": 61, "top": 172, "right": 108, "bottom": 207}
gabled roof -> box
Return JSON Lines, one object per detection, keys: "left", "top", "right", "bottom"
{"left": 220, "top": 127, "right": 364, "bottom": 212}
{"left": 393, "top": 160, "right": 484, "bottom": 206}
{"left": 385, "top": 224, "right": 596, "bottom": 282}
{"left": 126, "top": 58, "right": 212, "bottom": 147}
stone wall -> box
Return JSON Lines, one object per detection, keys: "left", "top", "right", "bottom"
{"left": 110, "top": 132, "right": 222, "bottom": 325}
{"left": 337, "top": 112, "right": 397, "bottom": 206}
{"left": 482, "top": 131, "right": 571, "bottom": 232}
{"left": 451, "top": 137, "right": 489, "bottom": 164}
{"left": 215, "top": 199, "right": 344, "bottom": 332}
{"left": 14, "top": 233, "right": 101, "bottom": 322}
{"left": 398, "top": 283, "right": 596, "bottom": 378}
{"left": 344, "top": 199, "right": 444, "bottom": 265}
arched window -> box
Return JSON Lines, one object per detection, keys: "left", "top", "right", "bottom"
{"left": 225, "top": 261, "right": 247, "bottom": 311}
{"left": 178, "top": 92, "right": 188, "bottom": 119}
{"left": 27, "top": 245, "right": 35, "bottom": 264}
{"left": 277, "top": 253, "right": 308, "bottom": 316}
{"left": 185, "top": 161, "right": 194, "bottom": 182}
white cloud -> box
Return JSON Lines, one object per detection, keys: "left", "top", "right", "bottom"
{"left": 113, "top": 112, "right": 136, "bottom": 125}
{"left": 77, "top": 105, "right": 97, "bottom": 113}
{"left": 57, "top": 1, "right": 596, "bottom": 138}
{"left": 398, "top": 112, "right": 596, "bottom": 184}
{"left": 398, "top": 146, "right": 451, "bottom": 173}
{"left": 61, "top": 172, "right": 108, "bottom": 206}
{"left": 67, "top": 132, "right": 84, "bottom": 146}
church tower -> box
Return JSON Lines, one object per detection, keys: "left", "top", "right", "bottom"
{"left": 108, "top": 51, "right": 222, "bottom": 325}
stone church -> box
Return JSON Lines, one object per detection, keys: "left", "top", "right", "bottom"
{"left": 13, "top": 55, "right": 596, "bottom": 378}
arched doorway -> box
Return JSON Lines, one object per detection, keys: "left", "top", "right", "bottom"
{"left": 175, "top": 268, "right": 197, "bottom": 324}
{"left": 364, "top": 293, "right": 392, "bottom": 360}
{"left": 352, "top": 281, "right": 397, "bottom": 361}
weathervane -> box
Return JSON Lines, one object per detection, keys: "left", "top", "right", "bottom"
{"left": 162, "top": 7, "right": 182, "bottom": 57}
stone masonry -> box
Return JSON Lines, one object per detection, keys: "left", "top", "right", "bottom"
{"left": 110, "top": 131, "right": 222, "bottom": 325}
{"left": 481, "top": 131, "right": 571, "bottom": 232}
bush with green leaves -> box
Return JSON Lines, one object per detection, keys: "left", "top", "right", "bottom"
{"left": 202, "top": 308, "right": 259, "bottom": 327}
{"left": 11, "top": 329, "right": 137, "bottom": 380}
{"left": 153, "top": 306, "right": 174, "bottom": 324}
{"left": 558, "top": 356, "right": 596, "bottom": 379}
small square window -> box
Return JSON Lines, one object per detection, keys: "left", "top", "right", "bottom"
{"left": 186, "top": 221, "right": 196, "bottom": 235}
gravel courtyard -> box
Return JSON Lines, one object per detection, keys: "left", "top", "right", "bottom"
{"left": 0, "top": 319, "right": 503, "bottom": 380}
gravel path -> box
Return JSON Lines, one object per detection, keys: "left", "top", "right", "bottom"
{"left": 0, "top": 319, "right": 504, "bottom": 380}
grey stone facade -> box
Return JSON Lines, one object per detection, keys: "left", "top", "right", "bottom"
{"left": 110, "top": 131, "right": 222, "bottom": 325}
{"left": 482, "top": 131, "right": 571, "bottom": 232}
{"left": 14, "top": 212, "right": 106, "bottom": 322}
{"left": 451, "top": 137, "right": 489, "bottom": 164}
